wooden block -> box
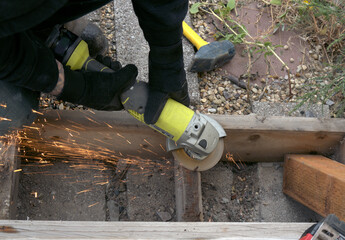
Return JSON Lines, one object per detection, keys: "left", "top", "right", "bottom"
{"left": 283, "top": 154, "right": 345, "bottom": 221}
{"left": 174, "top": 161, "right": 203, "bottom": 221}
{"left": 0, "top": 137, "right": 20, "bottom": 219}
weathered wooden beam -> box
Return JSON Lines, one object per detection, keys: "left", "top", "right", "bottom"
{"left": 24, "top": 110, "right": 345, "bottom": 162}
{"left": 216, "top": 115, "right": 345, "bottom": 162}
{"left": 0, "top": 137, "right": 20, "bottom": 219}
{"left": 283, "top": 154, "right": 345, "bottom": 221}
{"left": 0, "top": 220, "right": 313, "bottom": 239}
{"left": 174, "top": 161, "right": 203, "bottom": 221}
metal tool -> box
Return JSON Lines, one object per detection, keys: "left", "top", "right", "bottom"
{"left": 183, "top": 21, "right": 235, "bottom": 72}
{"left": 300, "top": 214, "right": 345, "bottom": 240}
{"left": 46, "top": 25, "right": 226, "bottom": 171}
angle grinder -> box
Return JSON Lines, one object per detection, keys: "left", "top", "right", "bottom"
{"left": 46, "top": 25, "right": 226, "bottom": 171}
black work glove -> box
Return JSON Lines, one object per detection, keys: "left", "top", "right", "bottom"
{"left": 58, "top": 58, "right": 138, "bottom": 111}
{"left": 144, "top": 41, "right": 190, "bottom": 124}
{"left": 95, "top": 55, "right": 122, "bottom": 72}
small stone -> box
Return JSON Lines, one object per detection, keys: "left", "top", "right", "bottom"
{"left": 312, "top": 54, "right": 318, "bottom": 60}
{"left": 208, "top": 108, "right": 217, "bottom": 113}
{"left": 290, "top": 58, "right": 295, "bottom": 63}
{"left": 252, "top": 88, "right": 258, "bottom": 94}
{"left": 305, "top": 73, "right": 312, "bottom": 78}
{"left": 157, "top": 211, "right": 172, "bottom": 222}
{"left": 208, "top": 95, "right": 215, "bottom": 101}
{"left": 302, "top": 65, "right": 307, "bottom": 71}
{"left": 223, "top": 91, "right": 231, "bottom": 100}
{"left": 326, "top": 99, "right": 335, "bottom": 106}
{"left": 213, "top": 99, "right": 222, "bottom": 105}
{"left": 284, "top": 45, "right": 289, "bottom": 50}
{"left": 201, "top": 98, "right": 207, "bottom": 103}
{"left": 221, "top": 197, "right": 230, "bottom": 204}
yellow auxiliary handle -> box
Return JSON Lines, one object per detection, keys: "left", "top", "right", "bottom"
{"left": 182, "top": 21, "right": 209, "bottom": 50}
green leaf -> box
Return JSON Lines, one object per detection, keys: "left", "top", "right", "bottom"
{"left": 227, "top": 0, "right": 236, "bottom": 10}
{"left": 270, "top": 0, "right": 282, "bottom": 6}
{"left": 264, "top": 41, "right": 272, "bottom": 47}
{"left": 190, "top": 3, "right": 201, "bottom": 14}
{"left": 278, "top": 11, "right": 287, "bottom": 18}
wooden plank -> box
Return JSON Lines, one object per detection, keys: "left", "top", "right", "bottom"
{"left": 0, "top": 220, "right": 313, "bottom": 239}
{"left": 0, "top": 137, "right": 20, "bottom": 219}
{"left": 174, "top": 161, "right": 203, "bottom": 221}
{"left": 23, "top": 110, "right": 345, "bottom": 162}
{"left": 217, "top": 115, "right": 345, "bottom": 162}
{"left": 283, "top": 154, "right": 345, "bottom": 221}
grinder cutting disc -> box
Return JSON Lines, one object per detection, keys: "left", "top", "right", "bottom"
{"left": 172, "top": 138, "right": 224, "bottom": 171}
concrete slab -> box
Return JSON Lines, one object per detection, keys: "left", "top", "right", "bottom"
{"left": 252, "top": 102, "right": 330, "bottom": 118}
{"left": 201, "top": 162, "right": 236, "bottom": 222}
{"left": 253, "top": 102, "right": 326, "bottom": 222}
{"left": 17, "top": 158, "right": 109, "bottom": 221}
{"left": 113, "top": 0, "right": 199, "bottom": 103}
{"left": 258, "top": 162, "right": 322, "bottom": 222}
{"left": 126, "top": 159, "right": 175, "bottom": 221}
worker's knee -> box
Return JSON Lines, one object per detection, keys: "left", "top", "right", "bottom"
{"left": 0, "top": 81, "right": 39, "bottom": 136}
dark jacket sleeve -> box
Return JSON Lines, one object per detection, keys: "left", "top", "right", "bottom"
{"left": 131, "top": 0, "right": 188, "bottom": 92}
{"left": 131, "top": 0, "right": 188, "bottom": 47}
{"left": 0, "top": 31, "right": 58, "bottom": 93}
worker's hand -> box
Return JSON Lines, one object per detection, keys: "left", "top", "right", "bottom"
{"left": 95, "top": 55, "right": 122, "bottom": 72}
{"left": 144, "top": 41, "right": 190, "bottom": 124}
{"left": 58, "top": 58, "right": 138, "bottom": 111}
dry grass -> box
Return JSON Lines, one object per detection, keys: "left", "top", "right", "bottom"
{"left": 269, "top": 0, "right": 345, "bottom": 63}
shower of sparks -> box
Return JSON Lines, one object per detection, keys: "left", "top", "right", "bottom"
{"left": 159, "top": 144, "right": 166, "bottom": 152}
{"left": 226, "top": 152, "right": 240, "bottom": 169}
{"left": 85, "top": 116, "right": 100, "bottom": 125}
{"left": 0, "top": 117, "right": 11, "bottom": 122}
{"left": 88, "top": 202, "right": 99, "bottom": 208}
{"left": 1, "top": 114, "right": 176, "bottom": 206}
{"left": 143, "top": 139, "right": 154, "bottom": 147}
{"left": 31, "top": 192, "right": 38, "bottom": 198}
{"left": 87, "top": 110, "right": 96, "bottom": 115}
{"left": 226, "top": 152, "right": 245, "bottom": 170}
{"left": 77, "top": 189, "right": 92, "bottom": 194}
{"left": 104, "top": 122, "right": 113, "bottom": 128}
{"left": 32, "top": 109, "right": 44, "bottom": 115}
